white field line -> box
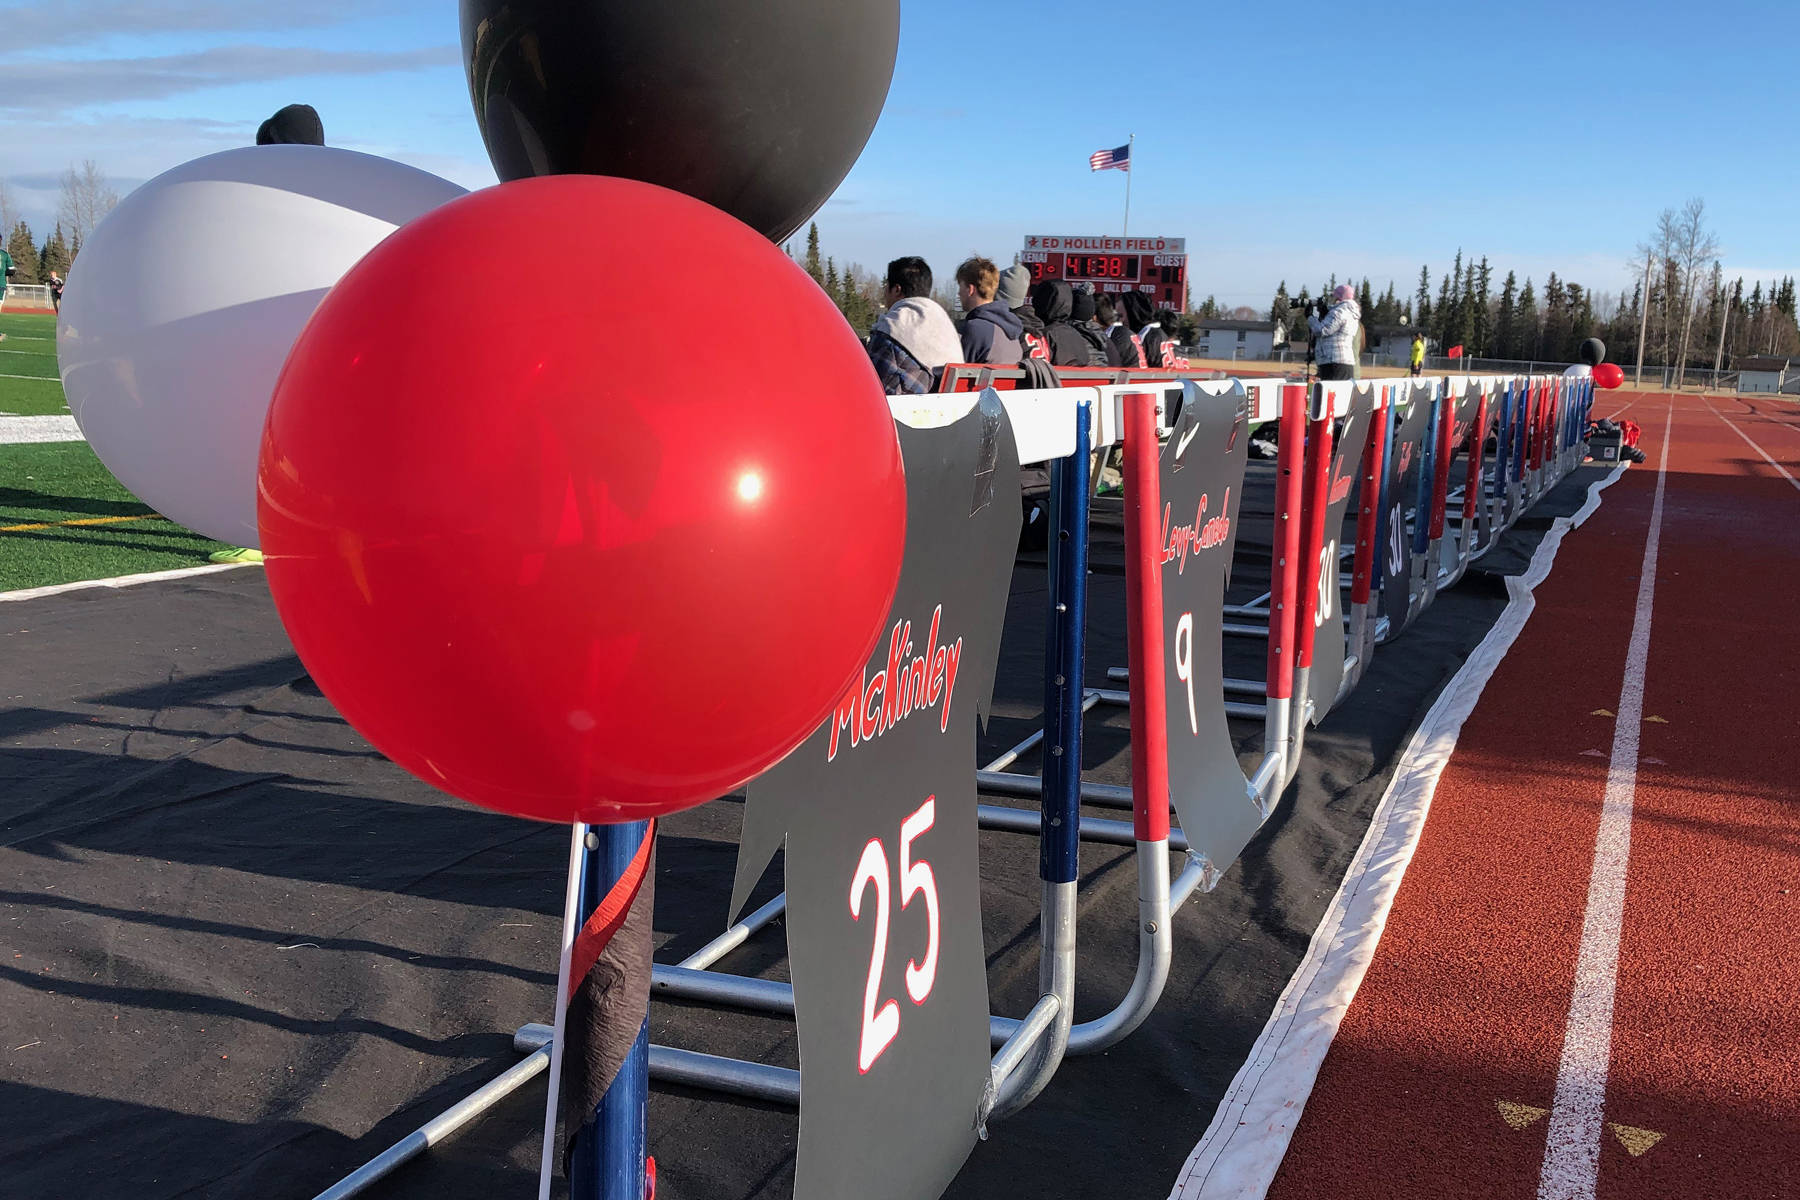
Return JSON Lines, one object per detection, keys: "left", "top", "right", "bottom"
{"left": 1167, "top": 461, "right": 1629, "bottom": 1200}
{"left": 0, "top": 372, "right": 59, "bottom": 382}
{"left": 1702, "top": 396, "right": 1800, "bottom": 494}
{"left": 1536, "top": 399, "right": 1673, "bottom": 1200}
{"left": 0, "top": 414, "right": 82, "bottom": 444}
{"left": 0, "top": 562, "right": 250, "bottom": 603}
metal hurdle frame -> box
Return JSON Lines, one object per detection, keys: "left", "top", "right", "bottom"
{"left": 313, "top": 373, "right": 1602, "bottom": 1200}
{"left": 645, "top": 380, "right": 1304, "bottom": 1069}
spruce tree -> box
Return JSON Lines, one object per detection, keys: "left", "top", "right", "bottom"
{"left": 1270, "top": 281, "right": 1289, "bottom": 324}
{"left": 1358, "top": 278, "right": 1374, "bottom": 320}
{"left": 38, "top": 224, "right": 71, "bottom": 282}
{"left": 824, "top": 256, "right": 839, "bottom": 303}
{"left": 1516, "top": 279, "right": 1538, "bottom": 360}
{"left": 803, "top": 222, "right": 823, "bottom": 285}
{"left": 1495, "top": 271, "right": 1518, "bottom": 360}
{"left": 1472, "top": 257, "right": 1492, "bottom": 355}
{"left": 1415, "top": 266, "right": 1432, "bottom": 328}
{"left": 6, "top": 222, "right": 39, "bottom": 285}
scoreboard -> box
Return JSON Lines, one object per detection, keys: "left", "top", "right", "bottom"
{"left": 1020, "top": 235, "right": 1188, "bottom": 311}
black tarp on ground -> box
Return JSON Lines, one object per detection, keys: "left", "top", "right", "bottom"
{"left": 0, "top": 465, "right": 1615, "bottom": 1200}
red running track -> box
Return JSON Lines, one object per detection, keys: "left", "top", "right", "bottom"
{"left": 1262, "top": 392, "right": 1800, "bottom": 1200}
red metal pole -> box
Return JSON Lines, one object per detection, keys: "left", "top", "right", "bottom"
{"left": 1464, "top": 388, "right": 1489, "bottom": 524}
{"left": 1351, "top": 389, "right": 1389, "bottom": 608}
{"left": 1429, "top": 387, "right": 1455, "bottom": 541}
{"left": 1265, "top": 384, "right": 1307, "bottom": 702}
{"left": 1527, "top": 382, "right": 1545, "bottom": 471}
{"left": 1122, "top": 391, "right": 1170, "bottom": 844}
{"left": 1294, "top": 387, "right": 1334, "bottom": 671}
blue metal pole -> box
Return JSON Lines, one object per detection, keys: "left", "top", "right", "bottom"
{"left": 1411, "top": 389, "right": 1439, "bottom": 556}
{"left": 1492, "top": 382, "right": 1513, "bottom": 501}
{"left": 570, "top": 820, "right": 651, "bottom": 1200}
{"left": 1040, "top": 401, "right": 1091, "bottom": 886}
{"left": 1512, "top": 379, "right": 1530, "bottom": 485}
{"left": 1372, "top": 386, "right": 1398, "bottom": 595}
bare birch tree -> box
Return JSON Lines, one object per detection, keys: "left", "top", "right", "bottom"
{"left": 57, "top": 160, "right": 120, "bottom": 257}
{"left": 1665, "top": 198, "right": 1720, "bottom": 386}
{"left": 0, "top": 179, "right": 18, "bottom": 239}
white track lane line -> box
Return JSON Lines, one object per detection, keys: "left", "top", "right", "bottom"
{"left": 1536, "top": 399, "right": 1673, "bottom": 1200}
{"left": 0, "top": 372, "right": 59, "bottom": 382}
{"left": 1702, "top": 396, "right": 1800, "bottom": 494}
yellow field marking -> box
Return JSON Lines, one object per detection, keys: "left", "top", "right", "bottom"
{"left": 0, "top": 513, "right": 165, "bottom": 533}
{"left": 1591, "top": 708, "right": 1616, "bottom": 717}
{"left": 1497, "top": 1100, "right": 1549, "bottom": 1130}
{"left": 1608, "top": 1122, "right": 1665, "bottom": 1157}
{"left": 1644, "top": 715, "right": 1669, "bottom": 724}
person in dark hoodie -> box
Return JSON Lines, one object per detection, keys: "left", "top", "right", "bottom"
{"left": 1120, "top": 290, "right": 1172, "bottom": 368}
{"left": 997, "top": 264, "right": 1049, "bottom": 361}
{"left": 1069, "top": 287, "right": 1118, "bottom": 367}
{"left": 1097, "top": 295, "right": 1145, "bottom": 368}
{"left": 1031, "top": 280, "right": 1092, "bottom": 367}
{"left": 256, "top": 103, "right": 325, "bottom": 147}
{"left": 207, "top": 103, "right": 329, "bottom": 569}
{"left": 953, "top": 256, "right": 1023, "bottom": 365}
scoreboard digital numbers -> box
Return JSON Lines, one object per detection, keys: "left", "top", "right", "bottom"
{"left": 1020, "top": 235, "right": 1188, "bottom": 311}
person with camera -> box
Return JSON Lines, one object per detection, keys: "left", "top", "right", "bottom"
{"left": 1308, "top": 284, "right": 1362, "bottom": 381}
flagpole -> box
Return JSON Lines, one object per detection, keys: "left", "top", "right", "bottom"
{"left": 1123, "top": 133, "right": 1135, "bottom": 239}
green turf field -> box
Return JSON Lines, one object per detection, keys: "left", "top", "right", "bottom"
{"left": 1, "top": 310, "right": 232, "bottom": 591}
{"left": 0, "top": 311, "right": 67, "bottom": 416}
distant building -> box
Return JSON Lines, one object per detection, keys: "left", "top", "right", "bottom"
{"left": 1737, "top": 355, "right": 1791, "bottom": 394}
{"left": 1192, "top": 318, "right": 1287, "bottom": 360}
{"left": 1368, "top": 325, "right": 1426, "bottom": 366}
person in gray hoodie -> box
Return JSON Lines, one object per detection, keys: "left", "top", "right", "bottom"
{"left": 1308, "top": 284, "right": 1362, "bottom": 380}
{"left": 866, "top": 256, "right": 964, "bottom": 395}
{"left": 954, "top": 256, "right": 1024, "bottom": 365}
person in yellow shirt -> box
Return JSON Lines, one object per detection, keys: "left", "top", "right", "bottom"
{"left": 1410, "top": 333, "right": 1426, "bottom": 377}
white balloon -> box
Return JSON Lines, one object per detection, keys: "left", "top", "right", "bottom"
{"left": 57, "top": 146, "right": 467, "bottom": 547}
{"left": 1563, "top": 363, "right": 1593, "bottom": 379}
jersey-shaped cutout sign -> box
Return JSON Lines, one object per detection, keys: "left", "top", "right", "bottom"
{"left": 1381, "top": 384, "right": 1434, "bottom": 638}
{"left": 731, "top": 395, "right": 1020, "bottom": 1200}
{"left": 1438, "top": 383, "right": 1482, "bottom": 576}
{"left": 1156, "top": 385, "right": 1257, "bottom": 879}
{"left": 1306, "top": 390, "right": 1371, "bottom": 723}
{"left": 1475, "top": 382, "right": 1496, "bottom": 549}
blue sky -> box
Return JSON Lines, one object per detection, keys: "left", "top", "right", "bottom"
{"left": 2, "top": 0, "right": 1795, "bottom": 307}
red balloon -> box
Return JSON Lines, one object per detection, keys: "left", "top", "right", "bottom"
{"left": 259, "top": 177, "right": 906, "bottom": 824}
{"left": 1593, "top": 362, "right": 1626, "bottom": 389}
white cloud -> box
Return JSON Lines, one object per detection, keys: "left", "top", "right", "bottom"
{"left": 0, "top": 0, "right": 369, "bottom": 51}
{"left": 0, "top": 44, "right": 456, "bottom": 113}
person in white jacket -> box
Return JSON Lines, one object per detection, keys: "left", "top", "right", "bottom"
{"left": 1308, "top": 284, "right": 1362, "bottom": 381}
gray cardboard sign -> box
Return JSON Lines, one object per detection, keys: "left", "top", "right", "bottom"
{"left": 731, "top": 394, "right": 1021, "bottom": 1200}
{"left": 1305, "top": 391, "right": 1370, "bottom": 724}
{"left": 1380, "top": 384, "right": 1434, "bottom": 635}
{"left": 1157, "top": 384, "right": 1257, "bottom": 879}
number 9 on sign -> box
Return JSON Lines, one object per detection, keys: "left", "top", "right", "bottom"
{"left": 1175, "top": 613, "right": 1198, "bottom": 736}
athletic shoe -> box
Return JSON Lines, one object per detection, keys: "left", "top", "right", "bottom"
{"left": 1249, "top": 438, "right": 1279, "bottom": 460}
{"left": 208, "top": 547, "right": 265, "bottom": 565}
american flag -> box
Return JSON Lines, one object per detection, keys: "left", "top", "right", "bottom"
{"left": 1089, "top": 143, "right": 1130, "bottom": 173}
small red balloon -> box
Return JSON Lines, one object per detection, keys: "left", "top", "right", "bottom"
{"left": 1593, "top": 362, "right": 1625, "bottom": 389}
{"left": 259, "top": 177, "right": 906, "bottom": 824}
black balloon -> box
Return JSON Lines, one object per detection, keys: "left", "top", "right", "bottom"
{"left": 1580, "top": 336, "right": 1606, "bottom": 366}
{"left": 460, "top": 0, "right": 900, "bottom": 245}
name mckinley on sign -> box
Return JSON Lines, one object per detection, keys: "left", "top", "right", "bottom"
{"left": 827, "top": 607, "right": 964, "bottom": 761}
{"left": 1161, "top": 490, "right": 1233, "bottom": 575}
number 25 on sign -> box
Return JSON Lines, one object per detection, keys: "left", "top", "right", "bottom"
{"left": 849, "top": 797, "right": 942, "bottom": 1073}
